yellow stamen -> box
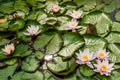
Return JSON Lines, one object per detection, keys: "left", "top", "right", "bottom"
{"left": 6, "top": 47, "right": 12, "bottom": 52}
{"left": 101, "top": 65, "right": 107, "bottom": 71}
{"left": 74, "top": 13, "right": 78, "bottom": 17}
{"left": 99, "top": 52, "right": 105, "bottom": 58}
{"left": 71, "top": 23, "right": 76, "bottom": 27}
{"left": 82, "top": 54, "right": 89, "bottom": 61}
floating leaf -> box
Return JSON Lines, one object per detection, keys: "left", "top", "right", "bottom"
{"left": 13, "top": 44, "right": 31, "bottom": 57}
{"left": 111, "top": 22, "right": 120, "bottom": 32}
{"left": 4, "top": 58, "right": 17, "bottom": 66}
{"left": 58, "top": 41, "right": 84, "bottom": 59}
{"left": 62, "top": 32, "right": 83, "bottom": 46}
{"left": 84, "top": 35, "right": 107, "bottom": 51}
{"left": 47, "top": 57, "right": 76, "bottom": 75}
{"left": 103, "top": 1, "right": 115, "bottom": 13}
{"left": 64, "top": 73, "right": 77, "bottom": 80}
{"left": 34, "top": 31, "right": 56, "bottom": 50}
{"left": 21, "top": 55, "right": 39, "bottom": 72}
{"left": 115, "top": 10, "right": 120, "bottom": 21}
{"left": 14, "top": 0, "right": 29, "bottom": 13}
{"left": 0, "top": 1, "right": 15, "bottom": 14}
{"left": 8, "top": 18, "right": 25, "bottom": 31}
{"left": 46, "top": 33, "right": 63, "bottom": 54}
{"left": 105, "top": 32, "right": 120, "bottom": 43}
{"left": 0, "top": 64, "right": 18, "bottom": 80}
{"left": 79, "top": 65, "right": 95, "bottom": 77}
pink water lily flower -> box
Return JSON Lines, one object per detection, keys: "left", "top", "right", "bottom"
{"left": 76, "top": 49, "right": 96, "bottom": 68}
{"left": 52, "top": 4, "right": 60, "bottom": 13}
{"left": 66, "top": 19, "right": 81, "bottom": 32}
{"left": 96, "top": 49, "right": 109, "bottom": 60}
{"left": 70, "top": 10, "right": 82, "bottom": 19}
{"left": 2, "top": 43, "right": 15, "bottom": 55}
{"left": 94, "top": 59, "right": 114, "bottom": 76}
{"left": 23, "top": 25, "right": 41, "bottom": 36}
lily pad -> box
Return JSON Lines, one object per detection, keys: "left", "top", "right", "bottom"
{"left": 58, "top": 41, "right": 84, "bottom": 59}
{"left": 21, "top": 55, "right": 39, "bottom": 72}
{"left": 84, "top": 35, "right": 107, "bottom": 51}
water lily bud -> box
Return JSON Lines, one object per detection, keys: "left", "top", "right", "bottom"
{"left": 52, "top": 4, "right": 60, "bottom": 13}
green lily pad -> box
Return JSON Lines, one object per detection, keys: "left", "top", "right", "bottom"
{"left": 108, "top": 44, "right": 120, "bottom": 63}
{"left": 58, "top": 41, "right": 84, "bottom": 59}
{"left": 8, "top": 18, "right": 25, "bottom": 31}
{"left": 64, "top": 73, "right": 77, "bottom": 80}
{"left": 47, "top": 56, "right": 68, "bottom": 73}
{"left": 11, "top": 71, "right": 44, "bottom": 80}
{"left": 0, "top": 64, "right": 18, "bottom": 80}
{"left": 103, "top": 1, "right": 115, "bottom": 13}
{"left": 62, "top": 32, "right": 83, "bottom": 46}
{"left": 21, "top": 55, "right": 39, "bottom": 72}
{"left": 34, "top": 31, "right": 56, "bottom": 50}
{"left": 47, "top": 57, "right": 76, "bottom": 75}
{"left": 84, "top": 35, "right": 107, "bottom": 51}
{"left": 79, "top": 65, "right": 95, "bottom": 77}
{"left": 35, "top": 51, "right": 44, "bottom": 60}
{"left": 13, "top": 44, "right": 31, "bottom": 57}
{"left": 115, "top": 10, "right": 120, "bottom": 21}
{"left": 111, "top": 22, "right": 120, "bottom": 32}
{"left": 22, "top": 71, "right": 44, "bottom": 80}
{"left": 0, "top": 39, "right": 10, "bottom": 46}
{"left": 0, "top": 1, "right": 15, "bottom": 14}
{"left": 4, "top": 58, "right": 17, "bottom": 65}
{"left": 105, "top": 32, "right": 120, "bottom": 43}
{"left": 14, "top": 0, "right": 29, "bottom": 13}
{"left": 46, "top": 33, "right": 63, "bottom": 54}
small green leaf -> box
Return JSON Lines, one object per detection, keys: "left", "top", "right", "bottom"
{"left": 105, "top": 32, "right": 120, "bottom": 43}
{"left": 8, "top": 18, "right": 25, "bottom": 31}
{"left": 35, "top": 51, "right": 44, "bottom": 60}
{"left": 21, "top": 55, "right": 39, "bottom": 72}
{"left": 4, "top": 58, "right": 17, "bottom": 66}
{"left": 103, "top": 1, "right": 115, "bottom": 13}
{"left": 111, "top": 22, "right": 120, "bottom": 32}
{"left": 79, "top": 65, "right": 95, "bottom": 77}
{"left": 115, "top": 10, "right": 120, "bottom": 21}
{"left": 64, "top": 73, "right": 77, "bottom": 80}
{"left": 108, "top": 44, "right": 120, "bottom": 63}
{"left": 0, "top": 39, "right": 10, "bottom": 46}
{"left": 13, "top": 44, "right": 30, "bottom": 57}
{"left": 14, "top": 0, "right": 29, "bottom": 13}
{"left": 47, "top": 57, "right": 68, "bottom": 73}
{"left": 0, "top": 1, "right": 15, "bottom": 14}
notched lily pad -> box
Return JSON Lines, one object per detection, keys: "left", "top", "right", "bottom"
{"left": 21, "top": 55, "right": 39, "bottom": 72}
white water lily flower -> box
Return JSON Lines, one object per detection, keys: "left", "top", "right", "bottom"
{"left": 66, "top": 20, "right": 80, "bottom": 32}
{"left": 76, "top": 49, "right": 96, "bottom": 68}
{"left": 2, "top": 43, "right": 15, "bottom": 55}
{"left": 44, "top": 55, "right": 53, "bottom": 61}
{"left": 94, "top": 59, "right": 114, "bottom": 76}
{"left": 52, "top": 4, "right": 60, "bottom": 13}
{"left": 23, "top": 25, "right": 41, "bottom": 36}
{"left": 70, "top": 10, "right": 82, "bottom": 19}
{"left": 96, "top": 49, "right": 109, "bottom": 60}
